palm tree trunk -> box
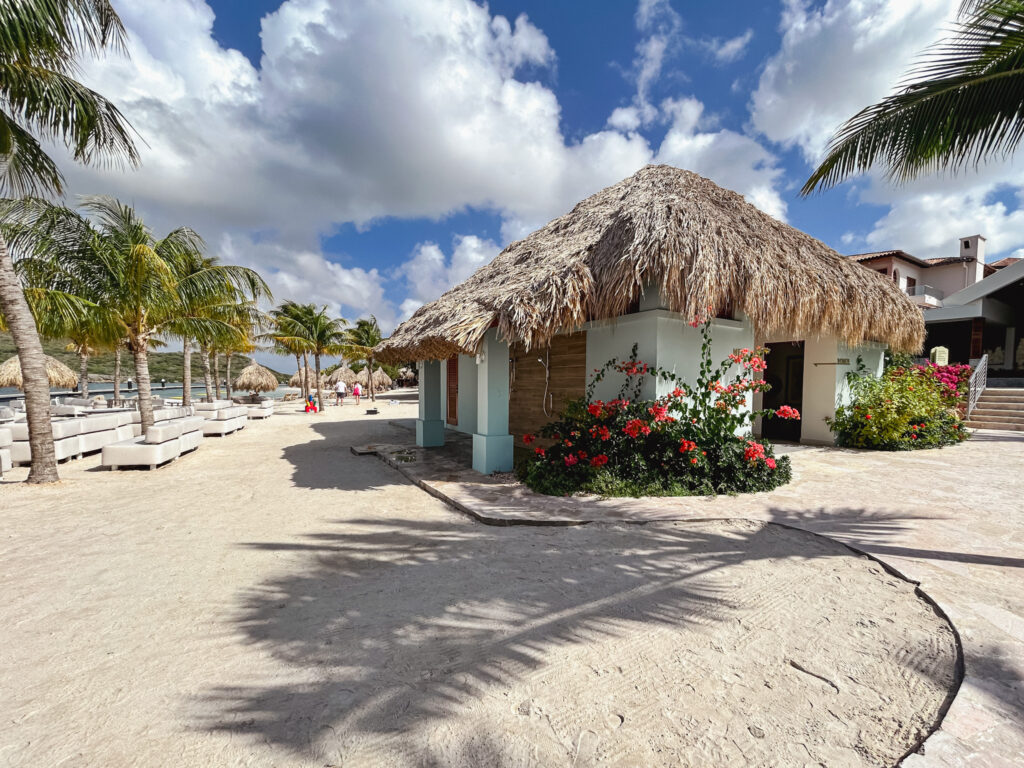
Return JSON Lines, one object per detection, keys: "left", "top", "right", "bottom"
{"left": 200, "top": 344, "right": 213, "bottom": 402}
{"left": 294, "top": 354, "right": 302, "bottom": 397}
{"left": 132, "top": 340, "right": 156, "bottom": 432}
{"left": 113, "top": 345, "right": 122, "bottom": 402}
{"left": 368, "top": 354, "right": 375, "bottom": 402}
{"left": 79, "top": 352, "right": 89, "bottom": 398}
{"left": 314, "top": 353, "right": 323, "bottom": 412}
{"left": 182, "top": 338, "right": 192, "bottom": 407}
{"left": 302, "top": 351, "right": 310, "bottom": 399}
{"left": 0, "top": 232, "right": 58, "bottom": 483}
{"left": 226, "top": 353, "right": 233, "bottom": 400}
{"left": 214, "top": 352, "right": 222, "bottom": 400}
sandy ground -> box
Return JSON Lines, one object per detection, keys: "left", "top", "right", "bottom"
{"left": 0, "top": 400, "right": 958, "bottom": 767}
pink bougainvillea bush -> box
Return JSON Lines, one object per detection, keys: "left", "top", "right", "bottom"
{"left": 827, "top": 364, "right": 970, "bottom": 450}
{"left": 517, "top": 319, "right": 799, "bottom": 498}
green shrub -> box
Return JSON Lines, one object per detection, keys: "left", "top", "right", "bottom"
{"left": 516, "top": 318, "right": 797, "bottom": 497}
{"left": 827, "top": 366, "right": 969, "bottom": 450}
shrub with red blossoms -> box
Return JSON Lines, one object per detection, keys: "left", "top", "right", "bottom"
{"left": 518, "top": 319, "right": 794, "bottom": 497}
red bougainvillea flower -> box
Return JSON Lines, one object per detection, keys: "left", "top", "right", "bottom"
{"left": 689, "top": 319, "right": 700, "bottom": 328}
{"left": 648, "top": 404, "right": 671, "bottom": 422}
{"left": 534, "top": 447, "right": 545, "bottom": 457}
{"left": 564, "top": 440, "right": 573, "bottom": 447}
{"left": 690, "top": 457, "right": 698, "bottom": 464}
{"left": 865, "top": 414, "right": 872, "bottom": 420}
{"left": 671, "top": 387, "right": 685, "bottom": 398}
{"left": 766, "top": 458, "right": 777, "bottom": 469}
{"left": 590, "top": 454, "right": 609, "bottom": 467}
{"left": 775, "top": 405, "right": 801, "bottom": 420}
{"left": 587, "top": 403, "right": 603, "bottom": 417}
{"left": 679, "top": 439, "right": 697, "bottom": 453}
{"left": 743, "top": 441, "right": 766, "bottom": 463}
{"left": 577, "top": 451, "right": 588, "bottom": 460}
{"left": 622, "top": 419, "right": 650, "bottom": 438}
{"left": 597, "top": 425, "right": 611, "bottom": 441}
{"left": 564, "top": 454, "right": 579, "bottom": 466}
{"left": 523, "top": 434, "right": 535, "bottom": 444}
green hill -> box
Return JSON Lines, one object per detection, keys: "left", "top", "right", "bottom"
{"left": 0, "top": 333, "right": 288, "bottom": 384}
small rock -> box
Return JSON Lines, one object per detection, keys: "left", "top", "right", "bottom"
{"left": 748, "top": 725, "right": 766, "bottom": 739}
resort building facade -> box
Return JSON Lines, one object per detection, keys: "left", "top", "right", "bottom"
{"left": 378, "top": 166, "right": 921, "bottom": 474}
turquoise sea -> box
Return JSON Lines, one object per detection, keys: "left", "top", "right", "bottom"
{"left": 0, "top": 382, "right": 290, "bottom": 405}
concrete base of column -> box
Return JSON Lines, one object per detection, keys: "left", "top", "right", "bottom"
{"left": 472, "top": 433, "right": 513, "bottom": 474}
{"left": 416, "top": 419, "right": 445, "bottom": 447}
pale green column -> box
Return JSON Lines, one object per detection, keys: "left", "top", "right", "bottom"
{"left": 416, "top": 359, "right": 445, "bottom": 447}
{"left": 472, "top": 329, "right": 513, "bottom": 474}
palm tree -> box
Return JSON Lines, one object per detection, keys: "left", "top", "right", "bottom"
{"left": 273, "top": 303, "right": 347, "bottom": 412}
{"left": 803, "top": 0, "right": 1024, "bottom": 193}
{"left": 342, "top": 316, "right": 385, "bottom": 401}
{"left": 266, "top": 302, "right": 314, "bottom": 399}
{"left": 0, "top": 0, "right": 138, "bottom": 483}
{"left": 9, "top": 197, "right": 268, "bottom": 430}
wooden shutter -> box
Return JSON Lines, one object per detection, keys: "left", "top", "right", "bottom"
{"left": 446, "top": 356, "right": 458, "bottom": 425}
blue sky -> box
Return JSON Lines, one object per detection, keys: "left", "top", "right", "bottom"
{"left": 58, "top": 1, "right": 1024, "bottom": 370}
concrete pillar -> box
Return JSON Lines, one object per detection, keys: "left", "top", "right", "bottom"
{"left": 416, "top": 359, "right": 445, "bottom": 447}
{"left": 1003, "top": 327, "right": 1016, "bottom": 370}
{"left": 472, "top": 329, "right": 513, "bottom": 474}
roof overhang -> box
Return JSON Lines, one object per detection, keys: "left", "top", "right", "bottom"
{"left": 944, "top": 258, "right": 1024, "bottom": 305}
{"left": 923, "top": 297, "right": 1015, "bottom": 325}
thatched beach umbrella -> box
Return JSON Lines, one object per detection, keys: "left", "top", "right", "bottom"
{"left": 376, "top": 165, "right": 924, "bottom": 361}
{"left": 288, "top": 366, "right": 324, "bottom": 389}
{"left": 326, "top": 365, "right": 357, "bottom": 387}
{"left": 355, "top": 366, "right": 392, "bottom": 389}
{"left": 0, "top": 354, "right": 78, "bottom": 390}
{"left": 234, "top": 363, "right": 279, "bottom": 393}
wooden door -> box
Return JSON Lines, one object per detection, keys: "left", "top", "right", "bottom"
{"left": 446, "top": 356, "right": 458, "bottom": 425}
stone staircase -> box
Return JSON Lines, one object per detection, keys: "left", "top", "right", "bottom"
{"left": 966, "top": 388, "right": 1024, "bottom": 431}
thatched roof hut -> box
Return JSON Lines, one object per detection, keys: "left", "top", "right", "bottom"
{"left": 234, "top": 363, "right": 279, "bottom": 393}
{"left": 356, "top": 366, "right": 392, "bottom": 389}
{"left": 288, "top": 366, "right": 325, "bottom": 389}
{"left": 377, "top": 165, "right": 924, "bottom": 361}
{"left": 326, "top": 365, "right": 357, "bottom": 386}
{"left": 0, "top": 354, "right": 78, "bottom": 390}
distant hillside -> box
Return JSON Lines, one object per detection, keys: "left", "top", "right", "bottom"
{"left": 0, "top": 333, "right": 289, "bottom": 384}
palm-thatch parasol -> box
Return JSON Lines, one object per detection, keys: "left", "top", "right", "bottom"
{"left": 0, "top": 354, "right": 79, "bottom": 390}
{"left": 326, "top": 365, "right": 357, "bottom": 386}
{"left": 234, "top": 362, "right": 280, "bottom": 393}
{"left": 288, "top": 365, "right": 325, "bottom": 389}
{"left": 376, "top": 164, "right": 925, "bottom": 362}
{"left": 397, "top": 366, "right": 417, "bottom": 382}
{"left": 355, "top": 366, "right": 392, "bottom": 389}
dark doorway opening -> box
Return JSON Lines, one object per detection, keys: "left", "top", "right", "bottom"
{"left": 763, "top": 341, "right": 804, "bottom": 442}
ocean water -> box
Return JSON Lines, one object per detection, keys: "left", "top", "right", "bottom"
{"left": 0, "top": 382, "right": 289, "bottom": 404}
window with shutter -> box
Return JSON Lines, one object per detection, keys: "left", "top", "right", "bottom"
{"left": 446, "top": 357, "right": 458, "bottom": 425}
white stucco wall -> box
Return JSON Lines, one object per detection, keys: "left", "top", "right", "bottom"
{"left": 584, "top": 308, "right": 756, "bottom": 423}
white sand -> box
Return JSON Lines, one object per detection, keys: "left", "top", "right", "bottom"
{"left": 0, "top": 402, "right": 957, "bottom": 767}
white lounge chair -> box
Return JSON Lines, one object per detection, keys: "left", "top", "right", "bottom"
{"left": 0, "top": 427, "right": 12, "bottom": 478}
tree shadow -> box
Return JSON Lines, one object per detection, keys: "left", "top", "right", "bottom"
{"left": 193, "top": 509, "right": 958, "bottom": 764}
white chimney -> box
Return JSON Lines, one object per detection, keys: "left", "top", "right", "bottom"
{"left": 959, "top": 234, "right": 986, "bottom": 284}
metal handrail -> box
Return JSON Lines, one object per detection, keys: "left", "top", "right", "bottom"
{"left": 967, "top": 354, "right": 988, "bottom": 417}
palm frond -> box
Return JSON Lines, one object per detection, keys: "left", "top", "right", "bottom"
{"left": 803, "top": 0, "right": 1024, "bottom": 193}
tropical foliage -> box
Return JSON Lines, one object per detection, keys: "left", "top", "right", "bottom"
{"left": 804, "top": 0, "right": 1024, "bottom": 192}
{"left": 5, "top": 196, "right": 270, "bottom": 430}
{"left": 518, "top": 320, "right": 799, "bottom": 498}
{"left": 0, "top": 0, "right": 139, "bottom": 482}
{"left": 827, "top": 364, "right": 971, "bottom": 450}
{"left": 268, "top": 301, "right": 347, "bottom": 411}
{"left": 341, "top": 316, "right": 385, "bottom": 401}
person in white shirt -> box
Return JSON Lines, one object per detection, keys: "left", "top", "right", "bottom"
{"left": 334, "top": 379, "right": 347, "bottom": 406}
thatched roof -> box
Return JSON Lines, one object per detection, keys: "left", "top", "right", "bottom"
{"left": 0, "top": 354, "right": 78, "bottom": 390}
{"left": 356, "top": 366, "right": 392, "bottom": 388}
{"left": 326, "top": 365, "right": 357, "bottom": 386}
{"left": 377, "top": 165, "right": 924, "bottom": 361}
{"left": 234, "top": 363, "right": 279, "bottom": 393}
{"left": 288, "top": 366, "right": 325, "bottom": 389}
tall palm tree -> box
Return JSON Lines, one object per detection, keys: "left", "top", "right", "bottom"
{"left": 804, "top": 0, "right": 1024, "bottom": 193}
{"left": 273, "top": 303, "right": 347, "bottom": 412}
{"left": 342, "top": 316, "right": 385, "bottom": 402}
{"left": 266, "top": 302, "right": 314, "bottom": 399}
{"left": 0, "top": 0, "right": 138, "bottom": 483}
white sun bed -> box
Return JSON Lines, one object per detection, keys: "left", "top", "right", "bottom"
{"left": 0, "top": 427, "right": 12, "bottom": 477}
{"left": 101, "top": 416, "right": 204, "bottom": 471}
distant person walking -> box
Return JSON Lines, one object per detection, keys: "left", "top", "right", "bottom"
{"left": 334, "top": 379, "right": 347, "bottom": 406}
{"left": 352, "top": 382, "right": 361, "bottom": 405}
{"left": 160, "top": 378, "right": 166, "bottom": 389}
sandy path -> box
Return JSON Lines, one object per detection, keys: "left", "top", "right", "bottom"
{"left": 0, "top": 402, "right": 957, "bottom": 767}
